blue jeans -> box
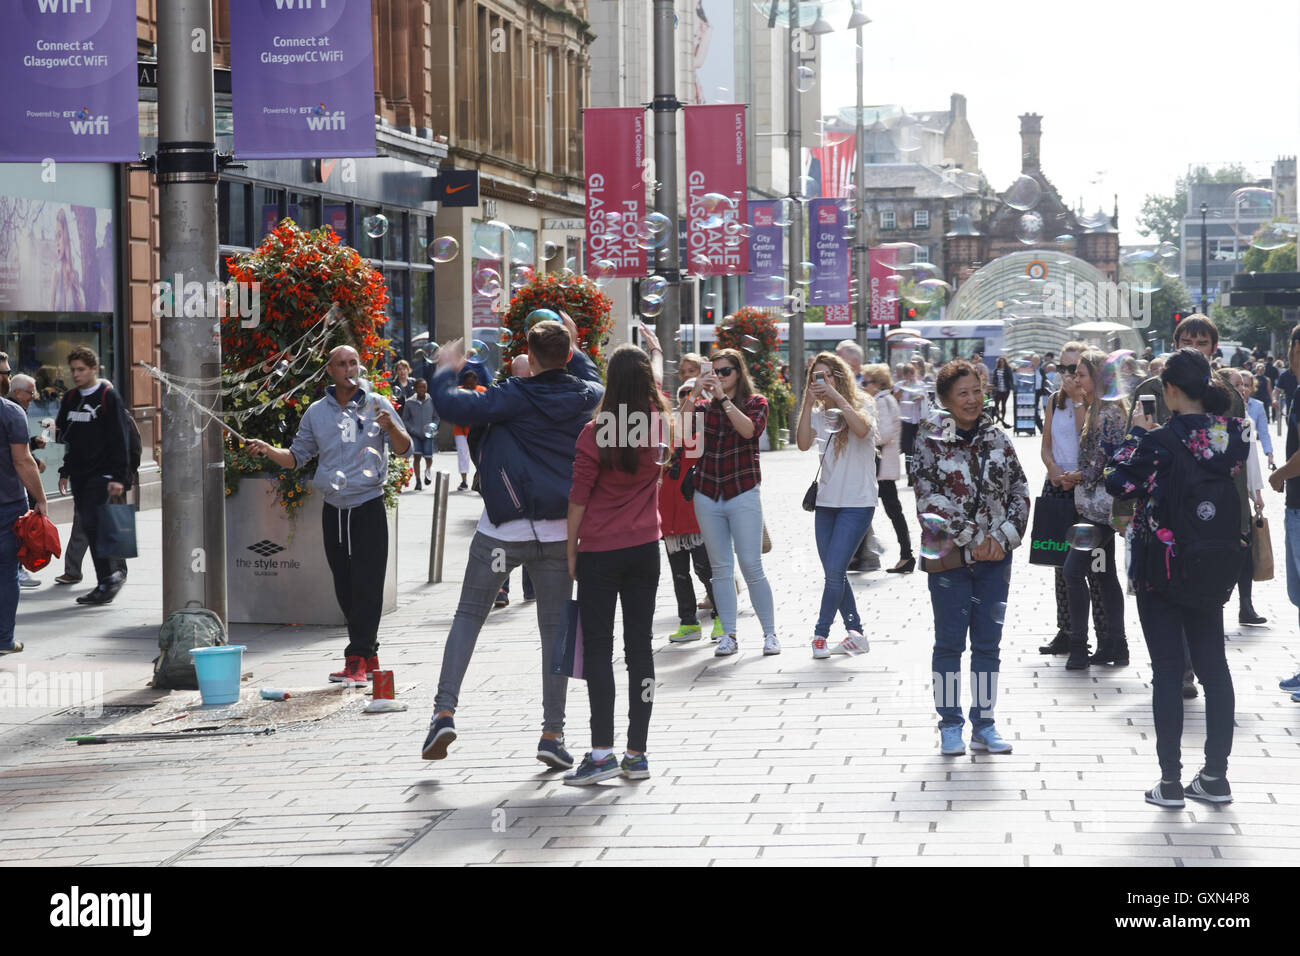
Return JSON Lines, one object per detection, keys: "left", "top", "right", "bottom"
{"left": 1285, "top": 509, "right": 1300, "bottom": 632}
{"left": 813, "top": 505, "right": 874, "bottom": 637}
{"left": 693, "top": 485, "right": 775, "bottom": 637}
{"left": 929, "top": 553, "right": 1012, "bottom": 729}
{"left": 0, "top": 498, "right": 26, "bottom": 648}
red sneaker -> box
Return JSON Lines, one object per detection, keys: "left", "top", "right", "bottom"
{"left": 328, "top": 656, "right": 369, "bottom": 687}
{"left": 366, "top": 655, "right": 380, "bottom": 678}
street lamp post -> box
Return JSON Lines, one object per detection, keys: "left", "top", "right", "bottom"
{"left": 652, "top": 0, "right": 682, "bottom": 390}
{"left": 786, "top": 0, "right": 806, "bottom": 416}
{"left": 851, "top": 5, "right": 870, "bottom": 356}
{"left": 1200, "top": 200, "right": 1209, "bottom": 315}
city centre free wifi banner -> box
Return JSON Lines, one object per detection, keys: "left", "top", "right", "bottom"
{"left": 583, "top": 107, "right": 646, "bottom": 278}
{"left": 683, "top": 104, "right": 748, "bottom": 277}
{"left": 231, "top": 0, "right": 376, "bottom": 160}
{"left": 0, "top": 0, "right": 138, "bottom": 162}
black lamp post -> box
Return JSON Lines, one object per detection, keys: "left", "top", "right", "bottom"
{"left": 1199, "top": 200, "right": 1208, "bottom": 314}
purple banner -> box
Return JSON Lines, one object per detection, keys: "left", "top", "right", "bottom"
{"left": 809, "top": 199, "right": 848, "bottom": 306}
{"left": 0, "top": 1, "right": 137, "bottom": 162}
{"left": 744, "top": 201, "right": 784, "bottom": 307}
{"left": 231, "top": 0, "right": 376, "bottom": 160}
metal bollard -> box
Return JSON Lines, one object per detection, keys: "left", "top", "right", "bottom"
{"left": 428, "top": 471, "right": 450, "bottom": 583}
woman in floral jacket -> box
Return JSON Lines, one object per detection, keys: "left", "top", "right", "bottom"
{"left": 1063, "top": 348, "right": 1130, "bottom": 669}
{"left": 1103, "top": 348, "right": 1248, "bottom": 810}
{"left": 910, "top": 360, "right": 1030, "bottom": 758}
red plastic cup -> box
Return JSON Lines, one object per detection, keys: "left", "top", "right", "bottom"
{"left": 372, "top": 670, "right": 395, "bottom": 700}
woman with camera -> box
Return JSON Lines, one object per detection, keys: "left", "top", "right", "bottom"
{"left": 796, "top": 352, "right": 878, "bottom": 659}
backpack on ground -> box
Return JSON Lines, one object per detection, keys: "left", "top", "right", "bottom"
{"left": 1143, "top": 427, "right": 1243, "bottom": 608}
{"left": 152, "top": 608, "right": 226, "bottom": 690}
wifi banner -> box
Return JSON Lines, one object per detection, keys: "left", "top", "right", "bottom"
{"left": 231, "top": 0, "right": 376, "bottom": 159}
{"left": 0, "top": 0, "right": 138, "bottom": 162}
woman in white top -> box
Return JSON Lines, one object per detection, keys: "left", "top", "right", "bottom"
{"left": 1038, "top": 341, "right": 1108, "bottom": 656}
{"left": 863, "top": 363, "right": 914, "bottom": 573}
{"left": 796, "top": 352, "right": 877, "bottom": 659}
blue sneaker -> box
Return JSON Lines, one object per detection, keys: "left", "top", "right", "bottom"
{"left": 970, "top": 724, "right": 1013, "bottom": 754}
{"left": 563, "top": 752, "right": 620, "bottom": 786}
{"left": 1280, "top": 673, "right": 1300, "bottom": 692}
{"left": 421, "top": 714, "right": 456, "bottom": 760}
{"left": 620, "top": 753, "right": 650, "bottom": 780}
{"left": 536, "top": 736, "right": 574, "bottom": 771}
{"left": 939, "top": 725, "right": 965, "bottom": 756}
{"left": 1292, "top": 691, "right": 1300, "bottom": 704}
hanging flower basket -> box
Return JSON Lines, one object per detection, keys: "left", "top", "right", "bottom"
{"left": 716, "top": 306, "right": 793, "bottom": 447}
{"left": 497, "top": 272, "right": 614, "bottom": 377}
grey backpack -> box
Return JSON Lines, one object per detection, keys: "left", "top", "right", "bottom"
{"left": 152, "top": 608, "right": 227, "bottom": 690}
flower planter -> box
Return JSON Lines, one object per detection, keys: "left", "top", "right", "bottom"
{"left": 225, "top": 476, "right": 398, "bottom": 625}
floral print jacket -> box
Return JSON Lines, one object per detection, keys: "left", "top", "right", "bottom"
{"left": 909, "top": 411, "right": 1031, "bottom": 555}
{"left": 1103, "top": 413, "right": 1250, "bottom": 587}
{"left": 1074, "top": 402, "right": 1128, "bottom": 524}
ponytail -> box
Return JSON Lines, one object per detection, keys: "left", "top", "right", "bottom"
{"left": 1161, "top": 347, "right": 1231, "bottom": 414}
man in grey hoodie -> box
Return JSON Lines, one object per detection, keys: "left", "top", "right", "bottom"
{"left": 248, "top": 345, "right": 411, "bottom": 686}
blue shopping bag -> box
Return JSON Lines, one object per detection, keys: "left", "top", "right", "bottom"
{"left": 549, "top": 599, "right": 585, "bottom": 680}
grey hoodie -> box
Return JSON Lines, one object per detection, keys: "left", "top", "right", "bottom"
{"left": 289, "top": 384, "right": 400, "bottom": 510}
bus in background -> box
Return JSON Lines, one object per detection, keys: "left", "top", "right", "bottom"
{"left": 688, "top": 319, "right": 1005, "bottom": 372}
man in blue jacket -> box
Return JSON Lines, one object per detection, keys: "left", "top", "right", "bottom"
{"left": 422, "top": 316, "right": 603, "bottom": 770}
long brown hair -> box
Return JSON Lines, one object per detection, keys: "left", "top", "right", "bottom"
{"left": 593, "top": 345, "right": 670, "bottom": 474}
{"left": 708, "top": 348, "right": 755, "bottom": 405}
{"left": 808, "top": 351, "right": 866, "bottom": 455}
{"left": 1077, "top": 347, "right": 1130, "bottom": 445}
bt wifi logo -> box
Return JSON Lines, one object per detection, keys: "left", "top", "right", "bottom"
{"left": 68, "top": 107, "right": 108, "bottom": 135}
{"left": 305, "top": 104, "right": 346, "bottom": 131}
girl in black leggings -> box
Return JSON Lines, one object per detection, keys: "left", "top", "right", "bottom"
{"left": 863, "top": 364, "right": 914, "bottom": 572}
{"left": 1105, "top": 348, "right": 1248, "bottom": 809}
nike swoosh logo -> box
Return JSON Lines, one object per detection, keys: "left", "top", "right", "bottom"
{"left": 447, "top": 183, "right": 470, "bottom": 194}
{"left": 319, "top": 158, "right": 337, "bottom": 182}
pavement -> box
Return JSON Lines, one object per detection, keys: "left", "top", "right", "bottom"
{"left": 1, "top": 427, "right": 1299, "bottom": 868}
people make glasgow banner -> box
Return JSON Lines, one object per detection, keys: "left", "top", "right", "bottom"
{"left": 0, "top": 0, "right": 137, "bottom": 163}
{"left": 231, "top": 0, "right": 377, "bottom": 160}
{"left": 683, "top": 104, "right": 748, "bottom": 277}
{"left": 583, "top": 107, "right": 646, "bottom": 278}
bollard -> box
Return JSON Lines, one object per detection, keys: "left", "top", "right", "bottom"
{"left": 428, "top": 471, "right": 450, "bottom": 583}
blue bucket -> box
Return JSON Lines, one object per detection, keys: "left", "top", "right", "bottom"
{"left": 189, "top": 645, "right": 247, "bottom": 707}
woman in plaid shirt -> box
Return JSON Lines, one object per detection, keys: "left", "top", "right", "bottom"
{"left": 689, "top": 349, "right": 778, "bottom": 657}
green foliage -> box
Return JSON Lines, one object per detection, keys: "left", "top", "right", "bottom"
{"left": 1137, "top": 164, "right": 1254, "bottom": 243}
{"left": 497, "top": 271, "right": 613, "bottom": 377}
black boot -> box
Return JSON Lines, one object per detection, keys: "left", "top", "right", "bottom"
{"left": 1088, "top": 639, "right": 1113, "bottom": 666}
{"left": 1238, "top": 606, "right": 1267, "bottom": 625}
{"left": 1038, "top": 630, "right": 1070, "bottom": 655}
{"left": 1065, "top": 636, "right": 1090, "bottom": 670}
{"left": 1109, "top": 636, "right": 1130, "bottom": 666}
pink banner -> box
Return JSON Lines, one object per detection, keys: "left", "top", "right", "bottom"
{"left": 583, "top": 107, "right": 646, "bottom": 277}
{"left": 684, "top": 105, "right": 748, "bottom": 276}
{"left": 869, "top": 247, "right": 900, "bottom": 327}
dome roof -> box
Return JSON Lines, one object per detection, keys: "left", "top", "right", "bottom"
{"left": 947, "top": 250, "right": 1146, "bottom": 357}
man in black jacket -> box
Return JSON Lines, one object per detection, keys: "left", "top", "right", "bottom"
{"left": 421, "top": 316, "right": 603, "bottom": 769}
{"left": 55, "top": 346, "right": 131, "bottom": 606}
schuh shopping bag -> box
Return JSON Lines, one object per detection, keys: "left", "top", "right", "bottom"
{"left": 1253, "top": 516, "right": 1274, "bottom": 582}
{"left": 549, "top": 598, "right": 585, "bottom": 680}
{"left": 1028, "top": 494, "right": 1075, "bottom": 567}
{"left": 96, "top": 495, "right": 138, "bottom": 560}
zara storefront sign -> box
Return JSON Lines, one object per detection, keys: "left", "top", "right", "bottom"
{"left": 226, "top": 477, "right": 397, "bottom": 626}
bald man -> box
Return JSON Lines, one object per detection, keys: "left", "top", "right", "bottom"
{"left": 248, "top": 346, "right": 411, "bottom": 686}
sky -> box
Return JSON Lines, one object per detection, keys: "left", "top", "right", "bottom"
{"left": 813, "top": 0, "right": 1300, "bottom": 245}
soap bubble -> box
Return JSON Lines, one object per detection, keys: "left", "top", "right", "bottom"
{"left": 542, "top": 240, "right": 560, "bottom": 261}
{"left": 904, "top": 278, "right": 953, "bottom": 308}
{"left": 527, "top": 189, "right": 538, "bottom": 203}
{"left": 472, "top": 267, "right": 502, "bottom": 297}
{"left": 1079, "top": 209, "right": 1110, "bottom": 230}
{"left": 823, "top": 408, "right": 844, "bottom": 434}
{"left": 1120, "top": 250, "right": 1163, "bottom": 294}
{"left": 510, "top": 241, "right": 532, "bottom": 265}
{"left": 364, "top": 214, "right": 389, "bottom": 239}
{"left": 365, "top": 417, "right": 381, "bottom": 438}
{"left": 476, "top": 219, "right": 515, "bottom": 259}
{"left": 919, "top": 514, "right": 954, "bottom": 560}
{"left": 424, "top": 423, "right": 438, "bottom": 439}
{"left": 1068, "top": 522, "right": 1098, "bottom": 551}
{"left": 498, "top": 327, "right": 513, "bottom": 347}
{"left": 589, "top": 259, "right": 617, "bottom": 287}
{"left": 510, "top": 265, "right": 534, "bottom": 289}
{"left": 466, "top": 339, "right": 490, "bottom": 361}
{"left": 429, "top": 236, "right": 460, "bottom": 263}
{"left": 795, "top": 65, "right": 816, "bottom": 93}
{"left": 654, "top": 443, "right": 672, "bottom": 466}
{"left": 636, "top": 212, "right": 672, "bottom": 250}
{"left": 641, "top": 295, "right": 664, "bottom": 317}
{"left": 330, "top": 470, "right": 348, "bottom": 491}
{"left": 643, "top": 275, "right": 668, "bottom": 298}
{"left": 1016, "top": 212, "right": 1043, "bottom": 245}
{"left": 361, "top": 446, "right": 383, "bottom": 479}
{"left": 526, "top": 308, "right": 561, "bottom": 327}
{"left": 795, "top": 261, "right": 814, "bottom": 285}
{"left": 1004, "top": 175, "right": 1041, "bottom": 211}
{"left": 1098, "top": 348, "right": 1142, "bottom": 402}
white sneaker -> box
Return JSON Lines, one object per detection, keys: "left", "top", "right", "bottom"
{"left": 715, "top": 634, "right": 738, "bottom": 656}
{"left": 17, "top": 569, "right": 39, "bottom": 589}
{"left": 762, "top": 633, "right": 781, "bottom": 655}
{"left": 811, "top": 636, "right": 830, "bottom": 660}
{"left": 831, "top": 631, "right": 870, "bottom": 656}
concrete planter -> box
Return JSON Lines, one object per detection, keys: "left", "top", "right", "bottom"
{"left": 225, "top": 476, "right": 398, "bottom": 625}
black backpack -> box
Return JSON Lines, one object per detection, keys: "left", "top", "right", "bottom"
{"left": 1143, "top": 426, "right": 1243, "bottom": 608}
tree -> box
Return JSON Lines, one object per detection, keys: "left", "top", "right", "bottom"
{"left": 1137, "top": 164, "right": 1253, "bottom": 244}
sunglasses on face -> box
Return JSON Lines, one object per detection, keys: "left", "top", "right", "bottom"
{"left": 715, "top": 366, "right": 737, "bottom": 378}
{"left": 1058, "top": 364, "right": 1078, "bottom": 375}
